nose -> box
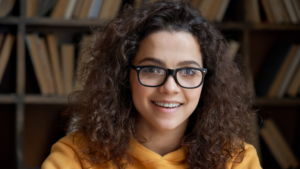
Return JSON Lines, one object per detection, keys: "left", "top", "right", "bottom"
{"left": 158, "top": 75, "right": 180, "bottom": 94}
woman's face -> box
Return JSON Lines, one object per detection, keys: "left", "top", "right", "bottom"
{"left": 130, "top": 31, "right": 203, "bottom": 132}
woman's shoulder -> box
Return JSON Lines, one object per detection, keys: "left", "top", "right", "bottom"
{"left": 41, "top": 132, "right": 89, "bottom": 169}
{"left": 227, "top": 143, "right": 262, "bottom": 169}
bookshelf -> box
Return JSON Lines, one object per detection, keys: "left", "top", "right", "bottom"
{"left": 0, "top": 0, "right": 299, "bottom": 168}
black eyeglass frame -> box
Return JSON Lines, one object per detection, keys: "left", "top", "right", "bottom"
{"left": 130, "top": 64, "right": 208, "bottom": 89}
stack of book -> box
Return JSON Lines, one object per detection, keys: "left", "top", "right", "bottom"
{"left": 0, "top": 34, "right": 15, "bottom": 85}
{"left": 247, "top": 0, "right": 300, "bottom": 24}
{"left": 25, "top": 33, "right": 79, "bottom": 96}
{"left": 255, "top": 42, "right": 300, "bottom": 98}
{"left": 26, "top": 0, "right": 123, "bottom": 20}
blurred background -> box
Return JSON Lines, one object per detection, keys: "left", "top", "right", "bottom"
{"left": 0, "top": 0, "right": 299, "bottom": 168}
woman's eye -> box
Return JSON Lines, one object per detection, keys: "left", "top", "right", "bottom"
{"left": 181, "top": 69, "right": 196, "bottom": 76}
{"left": 142, "top": 67, "right": 164, "bottom": 74}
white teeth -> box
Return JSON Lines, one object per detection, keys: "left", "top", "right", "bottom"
{"left": 154, "top": 102, "right": 180, "bottom": 108}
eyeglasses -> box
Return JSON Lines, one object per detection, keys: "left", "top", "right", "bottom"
{"left": 130, "top": 64, "right": 207, "bottom": 89}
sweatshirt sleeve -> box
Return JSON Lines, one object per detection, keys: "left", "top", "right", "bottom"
{"left": 231, "top": 144, "right": 262, "bottom": 169}
{"left": 41, "top": 141, "right": 83, "bottom": 169}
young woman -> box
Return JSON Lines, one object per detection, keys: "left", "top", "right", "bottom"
{"left": 42, "top": 1, "right": 261, "bottom": 169}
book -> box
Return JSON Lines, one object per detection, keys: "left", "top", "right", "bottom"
{"left": 191, "top": 0, "right": 202, "bottom": 7}
{"left": 74, "top": 34, "right": 94, "bottom": 91}
{"left": 267, "top": 45, "right": 298, "bottom": 98}
{"left": 61, "top": 44, "right": 75, "bottom": 94}
{"left": 0, "top": 33, "right": 5, "bottom": 51}
{"left": 260, "top": 0, "right": 275, "bottom": 23}
{"left": 214, "top": 0, "right": 231, "bottom": 22}
{"left": 208, "top": 0, "right": 222, "bottom": 21}
{"left": 40, "top": 37, "right": 57, "bottom": 94}
{"left": 226, "top": 40, "right": 240, "bottom": 60}
{"left": 26, "top": 0, "right": 37, "bottom": 18}
{"left": 36, "top": 0, "right": 58, "bottom": 17}
{"left": 34, "top": 35, "right": 56, "bottom": 95}
{"left": 46, "top": 34, "right": 65, "bottom": 95}
{"left": 51, "top": 0, "right": 70, "bottom": 19}
{"left": 287, "top": 64, "right": 300, "bottom": 97}
{"left": 0, "top": 34, "right": 15, "bottom": 85}
{"left": 72, "top": 0, "right": 84, "bottom": 19}
{"left": 276, "top": 45, "right": 300, "bottom": 98}
{"left": 246, "top": 0, "right": 261, "bottom": 23}
{"left": 255, "top": 42, "right": 292, "bottom": 96}
{"left": 280, "top": 0, "right": 291, "bottom": 24}
{"left": 282, "top": 0, "right": 299, "bottom": 24}
{"left": 261, "top": 119, "right": 299, "bottom": 168}
{"left": 78, "top": 0, "right": 93, "bottom": 19}
{"left": 64, "top": 0, "right": 78, "bottom": 19}
{"left": 199, "top": 0, "right": 217, "bottom": 20}
{"left": 292, "top": 0, "right": 300, "bottom": 20}
{"left": 88, "top": 0, "right": 103, "bottom": 19}
{"left": 0, "top": 0, "right": 16, "bottom": 17}
{"left": 134, "top": 0, "right": 143, "bottom": 7}
{"left": 98, "top": 0, "right": 122, "bottom": 20}
{"left": 268, "top": 0, "right": 285, "bottom": 24}
{"left": 26, "top": 34, "right": 49, "bottom": 95}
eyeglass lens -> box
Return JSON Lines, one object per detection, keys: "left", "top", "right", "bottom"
{"left": 139, "top": 67, "right": 203, "bottom": 87}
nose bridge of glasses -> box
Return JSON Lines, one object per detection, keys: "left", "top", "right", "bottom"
{"left": 166, "top": 68, "right": 177, "bottom": 77}
{"left": 164, "top": 68, "right": 179, "bottom": 85}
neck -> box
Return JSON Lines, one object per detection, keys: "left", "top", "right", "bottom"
{"left": 136, "top": 118, "right": 188, "bottom": 156}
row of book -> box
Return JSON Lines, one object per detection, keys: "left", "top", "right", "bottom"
{"left": 134, "top": 0, "right": 231, "bottom": 22}
{"left": 190, "top": 0, "right": 231, "bottom": 23}
{"left": 24, "top": 33, "right": 95, "bottom": 96}
{"left": 0, "top": 34, "right": 15, "bottom": 85}
{"left": 260, "top": 119, "right": 298, "bottom": 169}
{"left": 247, "top": 0, "right": 300, "bottom": 24}
{"left": 255, "top": 42, "right": 300, "bottom": 98}
{"left": 27, "top": 0, "right": 123, "bottom": 20}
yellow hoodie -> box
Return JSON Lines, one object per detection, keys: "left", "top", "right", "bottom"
{"left": 42, "top": 133, "right": 262, "bottom": 169}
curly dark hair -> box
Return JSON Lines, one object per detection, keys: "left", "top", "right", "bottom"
{"left": 65, "top": 1, "right": 254, "bottom": 169}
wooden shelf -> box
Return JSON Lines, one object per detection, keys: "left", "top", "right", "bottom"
{"left": 255, "top": 97, "right": 300, "bottom": 106}
{"left": 0, "top": 17, "right": 20, "bottom": 25}
{"left": 1, "top": 17, "right": 300, "bottom": 31}
{"left": 251, "top": 24, "right": 300, "bottom": 31}
{"left": 24, "top": 18, "right": 108, "bottom": 27}
{"left": 24, "top": 95, "right": 68, "bottom": 104}
{"left": 214, "top": 22, "right": 246, "bottom": 30}
{"left": 0, "top": 94, "right": 17, "bottom": 103}
{"left": 0, "top": 17, "right": 109, "bottom": 27}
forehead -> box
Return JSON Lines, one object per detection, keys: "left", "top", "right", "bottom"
{"left": 133, "top": 31, "right": 203, "bottom": 67}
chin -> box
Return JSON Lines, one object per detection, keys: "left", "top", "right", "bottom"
{"left": 153, "top": 121, "right": 183, "bottom": 131}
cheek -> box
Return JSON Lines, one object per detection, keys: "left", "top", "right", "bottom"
{"left": 186, "top": 86, "right": 203, "bottom": 106}
{"left": 130, "top": 70, "right": 149, "bottom": 106}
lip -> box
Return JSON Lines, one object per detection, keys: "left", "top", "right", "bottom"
{"left": 151, "top": 100, "right": 182, "bottom": 114}
{"left": 151, "top": 100, "right": 182, "bottom": 104}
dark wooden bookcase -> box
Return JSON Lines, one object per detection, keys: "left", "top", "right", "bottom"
{"left": 0, "top": 0, "right": 300, "bottom": 168}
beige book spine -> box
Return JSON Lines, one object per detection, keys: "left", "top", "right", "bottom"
{"left": 46, "top": 34, "right": 65, "bottom": 95}
{"left": 267, "top": 45, "right": 297, "bottom": 98}
{"left": 26, "top": 34, "right": 49, "bottom": 95}
{"left": 61, "top": 44, "right": 75, "bottom": 94}
{"left": 287, "top": 65, "right": 300, "bottom": 97}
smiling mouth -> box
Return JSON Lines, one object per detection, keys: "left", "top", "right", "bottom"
{"left": 152, "top": 101, "right": 182, "bottom": 108}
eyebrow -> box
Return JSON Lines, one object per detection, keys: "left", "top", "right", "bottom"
{"left": 138, "top": 57, "right": 165, "bottom": 66}
{"left": 138, "top": 57, "right": 201, "bottom": 67}
{"left": 177, "top": 60, "right": 201, "bottom": 67}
